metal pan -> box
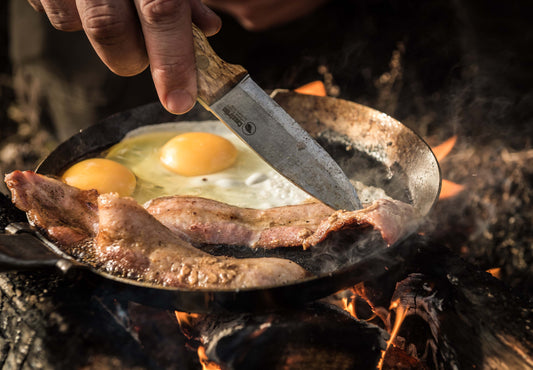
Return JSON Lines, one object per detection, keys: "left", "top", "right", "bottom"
{"left": 0, "top": 91, "right": 441, "bottom": 313}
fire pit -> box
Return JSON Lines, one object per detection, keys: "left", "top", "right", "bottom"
{"left": 1, "top": 0, "right": 532, "bottom": 368}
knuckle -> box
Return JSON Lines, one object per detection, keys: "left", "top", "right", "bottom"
{"left": 51, "top": 19, "right": 81, "bottom": 32}
{"left": 139, "top": 0, "right": 185, "bottom": 25}
{"left": 152, "top": 58, "right": 194, "bottom": 85}
{"left": 83, "top": 4, "right": 127, "bottom": 46}
{"left": 47, "top": 9, "right": 81, "bottom": 31}
{"left": 154, "top": 61, "right": 185, "bottom": 77}
{"left": 27, "top": 0, "right": 45, "bottom": 12}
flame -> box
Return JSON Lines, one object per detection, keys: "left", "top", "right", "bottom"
{"left": 339, "top": 284, "right": 380, "bottom": 324}
{"left": 431, "top": 135, "right": 466, "bottom": 200}
{"left": 439, "top": 179, "right": 465, "bottom": 199}
{"left": 487, "top": 267, "right": 501, "bottom": 279}
{"left": 294, "top": 80, "right": 327, "bottom": 97}
{"left": 197, "top": 346, "right": 221, "bottom": 370}
{"left": 175, "top": 312, "right": 221, "bottom": 369}
{"left": 341, "top": 283, "right": 367, "bottom": 319}
{"left": 432, "top": 135, "right": 457, "bottom": 162}
{"left": 377, "top": 299, "right": 409, "bottom": 370}
{"left": 338, "top": 288, "right": 411, "bottom": 368}
{"left": 175, "top": 311, "right": 200, "bottom": 331}
{"left": 342, "top": 296, "right": 357, "bottom": 318}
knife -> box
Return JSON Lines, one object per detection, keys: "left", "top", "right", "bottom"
{"left": 191, "top": 25, "right": 362, "bottom": 211}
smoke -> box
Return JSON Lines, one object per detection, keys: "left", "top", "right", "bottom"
{"left": 307, "top": 229, "right": 387, "bottom": 275}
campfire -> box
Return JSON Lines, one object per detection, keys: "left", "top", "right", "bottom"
{"left": 0, "top": 77, "right": 531, "bottom": 369}
{"left": 152, "top": 131, "right": 525, "bottom": 369}
{"left": 1, "top": 1, "right": 532, "bottom": 367}
{"left": 159, "top": 133, "right": 515, "bottom": 370}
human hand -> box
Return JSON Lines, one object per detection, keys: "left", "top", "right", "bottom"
{"left": 27, "top": 0, "right": 222, "bottom": 114}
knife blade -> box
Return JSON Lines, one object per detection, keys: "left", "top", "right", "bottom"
{"left": 191, "top": 25, "right": 361, "bottom": 211}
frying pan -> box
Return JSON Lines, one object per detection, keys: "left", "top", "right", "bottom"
{"left": 0, "top": 91, "right": 441, "bottom": 313}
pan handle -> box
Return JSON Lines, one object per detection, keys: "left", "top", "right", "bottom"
{"left": 0, "top": 223, "right": 65, "bottom": 272}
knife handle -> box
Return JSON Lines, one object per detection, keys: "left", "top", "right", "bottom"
{"left": 192, "top": 24, "right": 248, "bottom": 106}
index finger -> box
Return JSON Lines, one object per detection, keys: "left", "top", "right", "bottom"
{"left": 133, "top": 0, "right": 197, "bottom": 114}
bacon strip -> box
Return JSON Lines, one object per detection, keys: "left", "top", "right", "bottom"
{"left": 144, "top": 196, "right": 334, "bottom": 248}
{"left": 302, "top": 199, "right": 421, "bottom": 248}
{"left": 145, "top": 196, "right": 420, "bottom": 249}
{"left": 95, "top": 193, "right": 308, "bottom": 288}
{"left": 5, "top": 170, "right": 421, "bottom": 253}
{"left": 4, "top": 170, "right": 98, "bottom": 245}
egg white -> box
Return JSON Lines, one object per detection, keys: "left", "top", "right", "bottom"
{"left": 105, "top": 121, "right": 312, "bottom": 208}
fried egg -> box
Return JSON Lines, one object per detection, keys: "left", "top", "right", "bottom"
{"left": 160, "top": 132, "right": 237, "bottom": 176}
{"left": 101, "top": 121, "right": 311, "bottom": 208}
{"left": 61, "top": 158, "right": 136, "bottom": 197}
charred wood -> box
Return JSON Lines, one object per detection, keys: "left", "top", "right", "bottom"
{"left": 0, "top": 270, "right": 158, "bottom": 369}
{"left": 184, "top": 302, "right": 388, "bottom": 370}
{"left": 387, "top": 239, "right": 533, "bottom": 369}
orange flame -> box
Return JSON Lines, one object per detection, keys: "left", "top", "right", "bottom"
{"left": 341, "top": 283, "right": 368, "bottom": 319}
{"left": 339, "top": 284, "right": 380, "bottom": 324}
{"left": 294, "top": 80, "right": 327, "bottom": 97}
{"left": 174, "top": 311, "right": 200, "bottom": 333}
{"left": 175, "top": 312, "right": 221, "bottom": 369}
{"left": 342, "top": 296, "right": 357, "bottom": 318}
{"left": 197, "top": 346, "right": 221, "bottom": 370}
{"left": 432, "top": 135, "right": 457, "bottom": 162}
{"left": 439, "top": 179, "right": 465, "bottom": 199}
{"left": 487, "top": 267, "right": 501, "bottom": 279}
{"left": 377, "top": 299, "right": 409, "bottom": 370}
{"left": 431, "top": 135, "right": 466, "bottom": 199}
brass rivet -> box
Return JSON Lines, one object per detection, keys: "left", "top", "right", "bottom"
{"left": 196, "top": 55, "right": 209, "bottom": 70}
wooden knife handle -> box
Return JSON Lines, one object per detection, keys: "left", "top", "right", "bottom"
{"left": 192, "top": 24, "right": 248, "bottom": 106}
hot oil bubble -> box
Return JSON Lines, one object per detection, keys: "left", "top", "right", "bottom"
{"left": 245, "top": 173, "right": 268, "bottom": 186}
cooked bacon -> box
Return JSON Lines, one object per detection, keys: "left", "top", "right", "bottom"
{"left": 4, "top": 171, "right": 308, "bottom": 289}
{"left": 144, "top": 196, "right": 334, "bottom": 248}
{"left": 4, "top": 171, "right": 422, "bottom": 288}
{"left": 145, "top": 196, "right": 420, "bottom": 249}
{"left": 4, "top": 170, "right": 98, "bottom": 245}
{"left": 95, "top": 193, "right": 308, "bottom": 288}
{"left": 301, "top": 199, "right": 421, "bottom": 248}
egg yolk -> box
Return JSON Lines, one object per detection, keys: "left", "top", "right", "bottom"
{"left": 160, "top": 132, "right": 238, "bottom": 176}
{"left": 61, "top": 158, "right": 136, "bottom": 196}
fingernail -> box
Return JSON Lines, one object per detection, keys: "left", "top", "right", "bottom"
{"left": 201, "top": 3, "right": 222, "bottom": 35}
{"left": 166, "top": 89, "right": 195, "bottom": 114}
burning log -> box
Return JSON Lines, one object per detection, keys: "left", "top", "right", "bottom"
{"left": 381, "top": 240, "right": 533, "bottom": 369}
{"left": 128, "top": 303, "right": 200, "bottom": 369}
{"left": 177, "top": 302, "right": 389, "bottom": 370}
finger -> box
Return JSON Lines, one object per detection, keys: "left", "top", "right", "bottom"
{"left": 27, "top": 0, "right": 45, "bottom": 12}
{"left": 76, "top": 0, "right": 149, "bottom": 76}
{"left": 134, "top": 0, "right": 197, "bottom": 114}
{"left": 189, "top": 0, "right": 221, "bottom": 37}
{"left": 40, "top": 0, "right": 82, "bottom": 31}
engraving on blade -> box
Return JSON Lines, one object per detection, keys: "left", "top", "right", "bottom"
{"left": 221, "top": 105, "right": 257, "bottom": 136}
{"left": 210, "top": 76, "right": 362, "bottom": 210}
